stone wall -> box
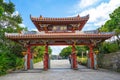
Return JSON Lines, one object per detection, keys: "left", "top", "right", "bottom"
{"left": 101, "top": 51, "right": 120, "bottom": 71}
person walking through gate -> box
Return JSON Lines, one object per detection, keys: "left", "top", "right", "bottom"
{"left": 68, "top": 55, "right": 71, "bottom": 64}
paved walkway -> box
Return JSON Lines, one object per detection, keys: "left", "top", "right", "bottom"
{"left": 0, "top": 59, "right": 120, "bottom": 80}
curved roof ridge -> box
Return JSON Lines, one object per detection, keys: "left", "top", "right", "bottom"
{"left": 30, "top": 14, "right": 89, "bottom": 20}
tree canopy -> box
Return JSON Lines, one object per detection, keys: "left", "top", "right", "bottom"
{"left": 0, "top": 0, "right": 25, "bottom": 75}
{"left": 31, "top": 46, "right": 52, "bottom": 62}
{"left": 100, "top": 6, "right": 120, "bottom": 42}
{"left": 60, "top": 46, "right": 88, "bottom": 58}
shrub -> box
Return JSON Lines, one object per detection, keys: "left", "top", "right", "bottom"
{"left": 77, "top": 57, "right": 87, "bottom": 65}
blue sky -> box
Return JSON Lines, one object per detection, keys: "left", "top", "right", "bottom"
{"left": 7, "top": 0, "right": 120, "bottom": 55}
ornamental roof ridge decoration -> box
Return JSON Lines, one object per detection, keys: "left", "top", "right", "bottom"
{"left": 30, "top": 14, "right": 89, "bottom": 21}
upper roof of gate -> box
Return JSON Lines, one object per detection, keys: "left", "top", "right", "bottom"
{"left": 30, "top": 15, "right": 89, "bottom": 32}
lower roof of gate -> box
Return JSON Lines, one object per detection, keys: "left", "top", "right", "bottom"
{"left": 5, "top": 32, "right": 113, "bottom": 40}
{"left": 5, "top": 32, "right": 114, "bottom": 46}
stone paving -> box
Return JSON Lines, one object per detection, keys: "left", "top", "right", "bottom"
{"left": 0, "top": 59, "right": 120, "bottom": 80}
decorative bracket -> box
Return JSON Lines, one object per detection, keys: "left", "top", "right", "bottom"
{"left": 72, "top": 40, "right": 78, "bottom": 46}
{"left": 90, "top": 39, "right": 102, "bottom": 46}
{"left": 42, "top": 40, "right": 48, "bottom": 46}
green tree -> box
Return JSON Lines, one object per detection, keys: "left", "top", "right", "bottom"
{"left": 0, "top": 0, "right": 25, "bottom": 75}
{"left": 100, "top": 6, "right": 120, "bottom": 45}
{"left": 76, "top": 46, "right": 88, "bottom": 57}
{"left": 60, "top": 46, "right": 88, "bottom": 58}
{"left": 99, "top": 42, "right": 119, "bottom": 54}
{"left": 0, "top": 0, "right": 4, "bottom": 17}
{"left": 60, "top": 46, "right": 72, "bottom": 58}
{"left": 0, "top": 6, "right": 4, "bottom": 17}
{"left": 31, "top": 46, "right": 52, "bottom": 63}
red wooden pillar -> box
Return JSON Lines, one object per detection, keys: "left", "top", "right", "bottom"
{"left": 44, "top": 44, "right": 49, "bottom": 70}
{"left": 72, "top": 44, "right": 78, "bottom": 69}
{"left": 89, "top": 45, "right": 94, "bottom": 69}
{"left": 27, "top": 45, "right": 31, "bottom": 69}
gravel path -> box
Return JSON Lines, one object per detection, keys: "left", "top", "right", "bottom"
{"left": 0, "top": 59, "right": 120, "bottom": 80}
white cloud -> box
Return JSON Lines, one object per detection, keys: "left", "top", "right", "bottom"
{"left": 4, "top": 0, "right": 6, "bottom": 2}
{"left": 30, "top": 28, "right": 38, "bottom": 31}
{"left": 73, "top": 0, "right": 100, "bottom": 14}
{"left": 19, "top": 24, "right": 26, "bottom": 28}
{"left": 12, "top": 11, "right": 19, "bottom": 16}
{"left": 78, "top": 0, "right": 98, "bottom": 8}
{"left": 82, "top": 23, "right": 94, "bottom": 31}
{"left": 76, "top": 0, "right": 120, "bottom": 30}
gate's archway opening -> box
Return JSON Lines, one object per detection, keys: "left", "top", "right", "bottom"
{"left": 50, "top": 46, "right": 70, "bottom": 69}
{"left": 31, "top": 46, "right": 44, "bottom": 69}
